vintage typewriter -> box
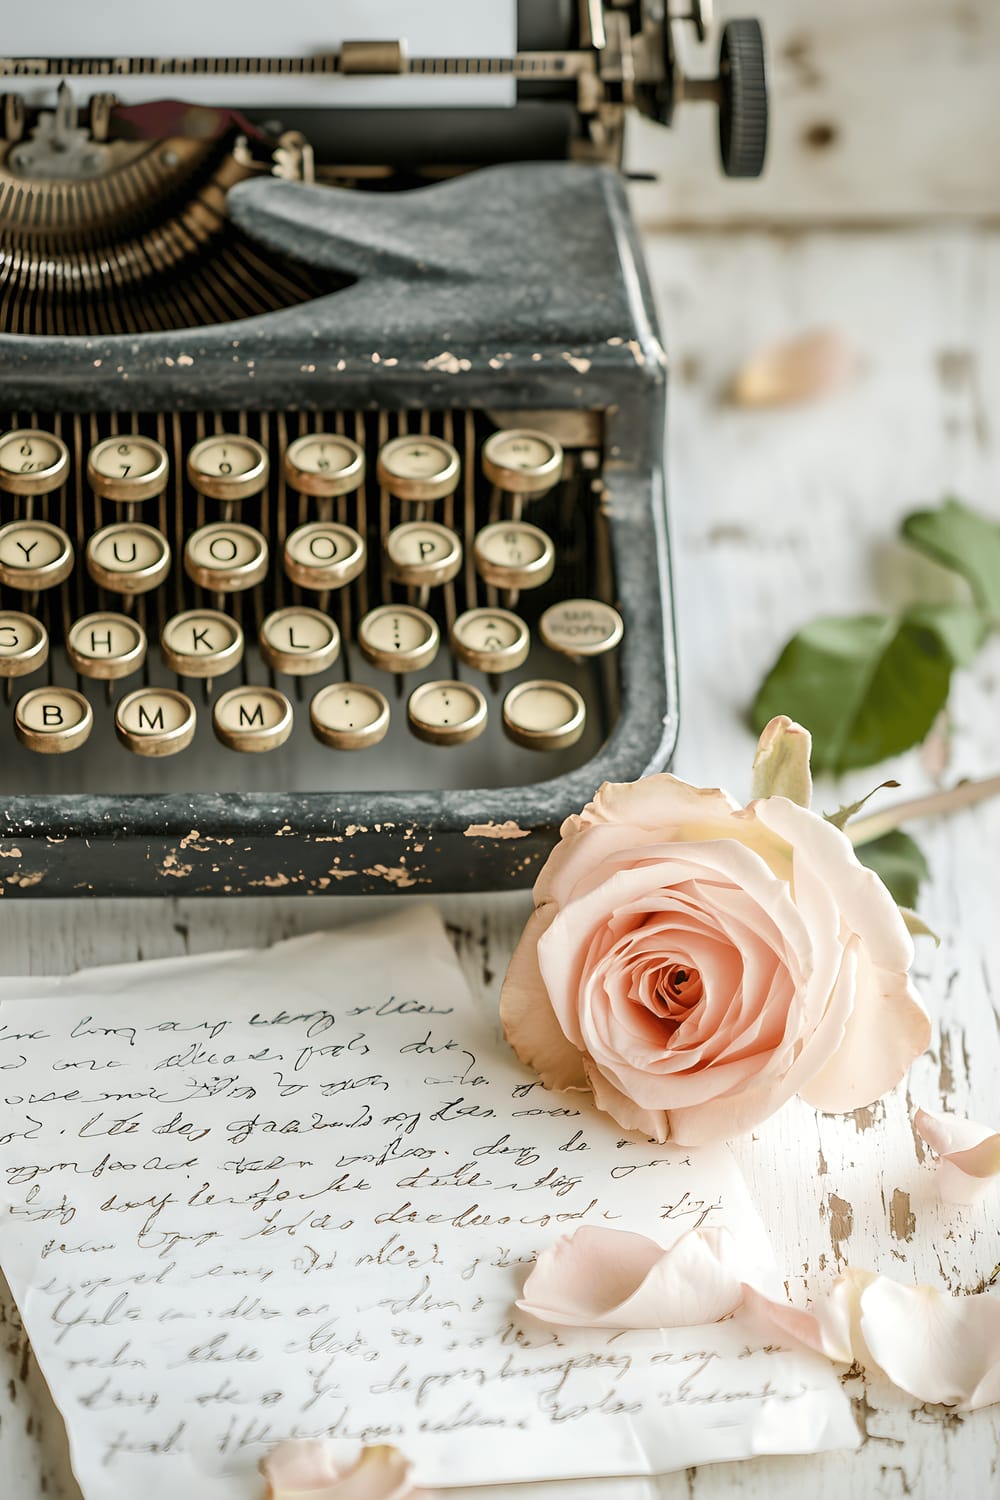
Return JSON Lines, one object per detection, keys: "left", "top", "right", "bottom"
{"left": 0, "top": 2, "right": 766, "bottom": 897}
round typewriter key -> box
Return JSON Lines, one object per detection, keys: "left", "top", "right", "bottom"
{"left": 0, "top": 520, "right": 74, "bottom": 590}
{"left": 185, "top": 522, "right": 269, "bottom": 593}
{"left": 213, "top": 686, "right": 293, "bottom": 753}
{"left": 283, "top": 433, "right": 366, "bottom": 499}
{"left": 0, "top": 429, "right": 70, "bottom": 497}
{"left": 161, "top": 609, "right": 244, "bottom": 679}
{"left": 473, "top": 521, "right": 555, "bottom": 591}
{"left": 0, "top": 611, "right": 48, "bottom": 679}
{"left": 87, "top": 435, "right": 169, "bottom": 503}
{"left": 115, "top": 688, "right": 196, "bottom": 757}
{"left": 14, "top": 686, "right": 93, "bottom": 754}
{"left": 376, "top": 435, "right": 460, "bottom": 503}
{"left": 385, "top": 521, "right": 462, "bottom": 588}
{"left": 482, "top": 428, "right": 564, "bottom": 495}
{"left": 539, "top": 598, "right": 624, "bottom": 658}
{"left": 259, "top": 606, "right": 341, "bottom": 677}
{"left": 86, "top": 522, "right": 171, "bottom": 595}
{"left": 186, "top": 434, "right": 270, "bottom": 504}
{"left": 450, "top": 607, "right": 530, "bottom": 674}
{"left": 357, "top": 604, "right": 440, "bottom": 674}
{"left": 407, "top": 680, "right": 488, "bottom": 747}
{"left": 310, "top": 682, "right": 390, "bottom": 751}
{"left": 66, "top": 612, "right": 146, "bottom": 681}
{"left": 283, "top": 522, "right": 366, "bottom": 591}
{"left": 502, "top": 679, "right": 586, "bottom": 752}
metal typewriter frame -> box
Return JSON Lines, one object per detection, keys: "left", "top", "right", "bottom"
{"left": 0, "top": 162, "right": 677, "bottom": 897}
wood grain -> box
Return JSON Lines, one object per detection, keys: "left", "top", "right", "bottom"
{"left": 2, "top": 225, "right": 999, "bottom": 1497}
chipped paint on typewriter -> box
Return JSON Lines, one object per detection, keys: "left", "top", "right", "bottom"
{"left": 0, "top": 1, "right": 767, "bottom": 896}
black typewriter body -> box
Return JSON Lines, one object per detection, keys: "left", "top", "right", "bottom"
{"left": 0, "top": 4, "right": 766, "bottom": 897}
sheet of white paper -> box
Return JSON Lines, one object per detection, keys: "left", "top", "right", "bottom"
{"left": 0, "top": 908, "right": 858, "bottom": 1497}
{"left": 3, "top": 2, "right": 516, "bottom": 108}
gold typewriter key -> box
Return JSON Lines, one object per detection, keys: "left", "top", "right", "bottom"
{"left": 358, "top": 604, "right": 439, "bottom": 674}
{"left": 473, "top": 521, "right": 555, "bottom": 592}
{"left": 66, "top": 613, "right": 146, "bottom": 681}
{"left": 0, "top": 612, "right": 48, "bottom": 679}
{"left": 385, "top": 521, "right": 462, "bottom": 588}
{"left": 161, "top": 610, "right": 244, "bottom": 679}
{"left": 14, "top": 686, "right": 93, "bottom": 754}
{"left": 0, "top": 429, "right": 70, "bottom": 497}
{"left": 115, "top": 688, "right": 197, "bottom": 758}
{"left": 482, "top": 428, "right": 564, "bottom": 496}
{"left": 407, "top": 680, "right": 488, "bottom": 748}
{"left": 539, "top": 598, "right": 625, "bottom": 658}
{"left": 502, "top": 679, "right": 586, "bottom": 752}
{"left": 185, "top": 523, "right": 269, "bottom": 593}
{"left": 213, "top": 686, "right": 293, "bottom": 753}
{"left": 186, "top": 435, "right": 270, "bottom": 504}
{"left": 0, "top": 520, "right": 74, "bottom": 590}
{"left": 450, "top": 607, "right": 530, "bottom": 674}
{"left": 283, "top": 433, "right": 366, "bottom": 499}
{"left": 310, "top": 682, "right": 390, "bottom": 751}
{"left": 283, "top": 522, "right": 366, "bottom": 591}
{"left": 86, "top": 522, "right": 171, "bottom": 595}
{"left": 259, "top": 607, "right": 341, "bottom": 677}
{"left": 87, "top": 436, "right": 169, "bottom": 503}
{"left": 377, "top": 435, "right": 460, "bottom": 503}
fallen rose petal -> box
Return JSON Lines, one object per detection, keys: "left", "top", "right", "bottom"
{"left": 261, "top": 1441, "right": 425, "bottom": 1500}
{"left": 516, "top": 1225, "right": 744, "bottom": 1329}
{"left": 730, "top": 328, "right": 856, "bottom": 408}
{"left": 914, "top": 1106, "right": 1000, "bottom": 1204}
{"left": 859, "top": 1279, "right": 1000, "bottom": 1411}
{"left": 741, "top": 1270, "right": 872, "bottom": 1364}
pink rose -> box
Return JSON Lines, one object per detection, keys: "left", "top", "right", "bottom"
{"left": 501, "top": 727, "right": 930, "bottom": 1146}
{"left": 261, "top": 1441, "right": 429, "bottom": 1500}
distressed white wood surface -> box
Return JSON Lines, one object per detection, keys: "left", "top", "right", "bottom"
{"left": 628, "top": 0, "right": 1000, "bottom": 226}
{"left": 2, "top": 226, "right": 999, "bottom": 1497}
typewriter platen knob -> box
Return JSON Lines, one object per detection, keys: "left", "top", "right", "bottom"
{"left": 377, "top": 435, "right": 460, "bottom": 503}
{"left": 0, "top": 429, "right": 70, "bottom": 497}
{"left": 283, "top": 434, "right": 366, "bottom": 499}
{"left": 481, "top": 429, "right": 564, "bottom": 497}
{"left": 87, "top": 436, "right": 169, "bottom": 504}
{"left": 186, "top": 435, "right": 270, "bottom": 504}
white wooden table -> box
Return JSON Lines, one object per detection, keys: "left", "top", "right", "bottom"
{"left": 2, "top": 225, "right": 998, "bottom": 1499}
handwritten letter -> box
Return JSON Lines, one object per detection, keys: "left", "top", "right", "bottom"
{"left": 0, "top": 909, "right": 856, "bottom": 1498}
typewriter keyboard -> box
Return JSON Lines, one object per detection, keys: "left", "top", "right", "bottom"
{"left": 0, "top": 410, "right": 623, "bottom": 795}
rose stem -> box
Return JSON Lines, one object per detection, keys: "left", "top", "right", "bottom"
{"left": 848, "top": 773, "right": 1000, "bottom": 847}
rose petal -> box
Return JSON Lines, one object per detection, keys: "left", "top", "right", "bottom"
{"left": 517, "top": 1225, "right": 744, "bottom": 1329}
{"left": 729, "top": 328, "right": 855, "bottom": 408}
{"left": 859, "top": 1280, "right": 1000, "bottom": 1411}
{"left": 583, "top": 1057, "right": 670, "bottom": 1142}
{"left": 751, "top": 717, "right": 813, "bottom": 808}
{"left": 261, "top": 1442, "right": 421, "bottom": 1500}
{"left": 741, "top": 1271, "right": 872, "bottom": 1363}
{"left": 914, "top": 1107, "right": 1000, "bottom": 1205}
{"left": 499, "top": 904, "right": 589, "bottom": 1093}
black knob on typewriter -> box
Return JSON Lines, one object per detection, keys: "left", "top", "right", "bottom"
{"left": 718, "top": 19, "right": 768, "bottom": 179}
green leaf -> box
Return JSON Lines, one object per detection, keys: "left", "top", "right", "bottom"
{"left": 824, "top": 780, "right": 899, "bottom": 832}
{"left": 902, "top": 499, "right": 1000, "bottom": 620}
{"left": 898, "top": 906, "right": 941, "bottom": 945}
{"left": 855, "top": 829, "right": 929, "bottom": 909}
{"left": 904, "top": 602, "right": 988, "bottom": 668}
{"left": 752, "top": 609, "right": 968, "bottom": 772}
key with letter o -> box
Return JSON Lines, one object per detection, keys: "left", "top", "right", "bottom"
{"left": 87, "top": 522, "right": 171, "bottom": 595}
{"left": 116, "top": 688, "right": 197, "bottom": 757}
{"left": 161, "top": 610, "right": 244, "bottom": 679}
{"left": 0, "top": 520, "right": 74, "bottom": 591}
{"left": 260, "top": 607, "right": 340, "bottom": 676}
{"left": 213, "top": 686, "right": 293, "bottom": 752}
{"left": 66, "top": 613, "right": 146, "bottom": 681}
{"left": 185, "top": 522, "right": 268, "bottom": 593}
{"left": 283, "top": 522, "right": 366, "bottom": 591}
{"left": 0, "top": 611, "right": 48, "bottom": 679}
{"left": 14, "top": 686, "right": 93, "bottom": 754}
